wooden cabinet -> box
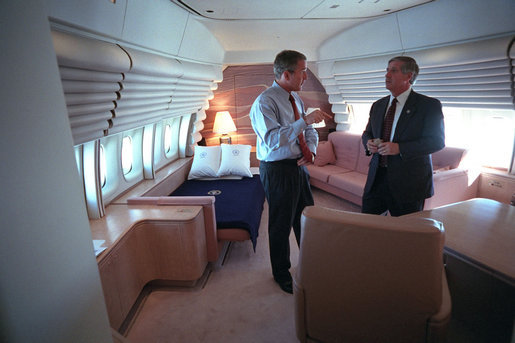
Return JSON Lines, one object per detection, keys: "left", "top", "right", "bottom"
{"left": 96, "top": 206, "right": 206, "bottom": 330}
{"left": 479, "top": 172, "right": 515, "bottom": 204}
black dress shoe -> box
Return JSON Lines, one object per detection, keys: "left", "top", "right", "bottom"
{"left": 276, "top": 279, "right": 293, "bottom": 294}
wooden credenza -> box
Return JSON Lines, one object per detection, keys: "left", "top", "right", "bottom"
{"left": 92, "top": 205, "right": 206, "bottom": 330}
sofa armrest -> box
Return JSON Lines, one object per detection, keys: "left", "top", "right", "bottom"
{"left": 425, "top": 168, "right": 479, "bottom": 209}
{"left": 128, "top": 196, "right": 219, "bottom": 262}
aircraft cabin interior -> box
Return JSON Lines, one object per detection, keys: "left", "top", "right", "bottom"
{"left": 1, "top": 0, "right": 514, "bottom": 342}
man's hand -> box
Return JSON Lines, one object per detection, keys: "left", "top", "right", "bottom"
{"left": 378, "top": 142, "right": 400, "bottom": 156}
{"left": 304, "top": 109, "right": 332, "bottom": 125}
{"left": 297, "top": 154, "right": 314, "bottom": 166}
{"left": 367, "top": 139, "right": 380, "bottom": 154}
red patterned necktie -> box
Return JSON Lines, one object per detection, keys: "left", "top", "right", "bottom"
{"left": 380, "top": 97, "right": 397, "bottom": 167}
{"left": 289, "top": 94, "right": 312, "bottom": 162}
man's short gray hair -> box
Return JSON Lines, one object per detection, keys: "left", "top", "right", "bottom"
{"left": 389, "top": 56, "right": 419, "bottom": 84}
{"left": 274, "top": 50, "right": 307, "bottom": 80}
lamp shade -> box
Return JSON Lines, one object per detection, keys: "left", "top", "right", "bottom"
{"left": 213, "top": 111, "right": 237, "bottom": 134}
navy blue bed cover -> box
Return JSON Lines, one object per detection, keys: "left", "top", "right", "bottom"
{"left": 170, "top": 175, "right": 265, "bottom": 250}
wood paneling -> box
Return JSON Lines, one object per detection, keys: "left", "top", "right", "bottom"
{"left": 203, "top": 64, "right": 335, "bottom": 147}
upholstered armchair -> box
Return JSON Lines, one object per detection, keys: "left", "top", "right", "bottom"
{"left": 294, "top": 206, "right": 451, "bottom": 343}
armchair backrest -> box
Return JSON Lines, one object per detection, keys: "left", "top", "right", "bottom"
{"left": 295, "top": 206, "right": 445, "bottom": 343}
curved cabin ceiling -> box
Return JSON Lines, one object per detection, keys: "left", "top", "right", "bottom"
{"left": 171, "top": 0, "right": 434, "bottom": 63}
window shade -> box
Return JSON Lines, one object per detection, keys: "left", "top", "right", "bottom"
{"left": 52, "top": 30, "right": 223, "bottom": 144}
{"left": 52, "top": 31, "right": 130, "bottom": 144}
{"left": 320, "top": 35, "right": 515, "bottom": 120}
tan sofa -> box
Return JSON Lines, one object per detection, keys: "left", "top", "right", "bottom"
{"left": 307, "top": 131, "right": 478, "bottom": 210}
{"left": 294, "top": 205, "right": 451, "bottom": 343}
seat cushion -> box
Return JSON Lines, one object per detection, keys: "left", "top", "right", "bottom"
{"left": 307, "top": 164, "right": 351, "bottom": 183}
{"left": 328, "top": 171, "right": 368, "bottom": 196}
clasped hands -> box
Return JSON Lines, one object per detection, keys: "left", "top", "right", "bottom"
{"left": 367, "top": 138, "right": 400, "bottom": 156}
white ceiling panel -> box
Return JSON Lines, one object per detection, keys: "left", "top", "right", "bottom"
{"left": 173, "top": 0, "right": 433, "bottom": 19}
{"left": 170, "top": 0, "right": 435, "bottom": 64}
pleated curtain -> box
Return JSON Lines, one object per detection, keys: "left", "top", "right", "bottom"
{"left": 52, "top": 30, "right": 130, "bottom": 145}
{"left": 52, "top": 30, "right": 222, "bottom": 145}
{"left": 320, "top": 35, "right": 515, "bottom": 130}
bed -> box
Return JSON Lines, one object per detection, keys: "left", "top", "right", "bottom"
{"left": 128, "top": 144, "right": 265, "bottom": 261}
{"left": 170, "top": 174, "right": 265, "bottom": 250}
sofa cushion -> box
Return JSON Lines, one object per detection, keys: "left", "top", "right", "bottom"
{"left": 314, "top": 140, "right": 336, "bottom": 166}
{"left": 307, "top": 164, "right": 351, "bottom": 183}
{"left": 328, "top": 171, "right": 368, "bottom": 197}
{"left": 329, "top": 131, "right": 361, "bottom": 170}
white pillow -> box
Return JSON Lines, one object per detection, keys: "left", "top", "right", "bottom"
{"left": 188, "top": 145, "right": 221, "bottom": 179}
{"left": 217, "top": 144, "right": 253, "bottom": 178}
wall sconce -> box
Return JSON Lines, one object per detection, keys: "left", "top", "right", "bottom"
{"left": 307, "top": 108, "right": 326, "bottom": 128}
{"left": 213, "top": 111, "right": 237, "bottom": 144}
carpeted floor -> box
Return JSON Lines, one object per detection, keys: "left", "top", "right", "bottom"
{"left": 125, "top": 187, "right": 360, "bottom": 343}
{"left": 123, "top": 187, "right": 488, "bottom": 343}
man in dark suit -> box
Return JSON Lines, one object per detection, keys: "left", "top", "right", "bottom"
{"left": 362, "top": 56, "right": 445, "bottom": 216}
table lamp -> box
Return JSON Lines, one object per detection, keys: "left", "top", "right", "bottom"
{"left": 213, "top": 111, "right": 237, "bottom": 144}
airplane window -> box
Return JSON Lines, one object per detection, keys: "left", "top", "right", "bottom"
{"left": 100, "top": 144, "right": 107, "bottom": 188}
{"left": 164, "top": 117, "right": 181, "bottom": 160}
{"left": 348, "top": 104, "right": 514, "bottom": 171}
{"left": 348, "top": 103, "right": 372, "bottom": 134}
{"left": 164, "top": 124, "right": 172, "bottom": 153}
{"left": 121, "top": 136, "right": 133, "bottom": 175}
{"left": 444, "top": 107, "right": 514, "bottom": 170}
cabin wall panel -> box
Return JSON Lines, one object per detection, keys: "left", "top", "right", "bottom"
{"left": 1, "top": 1, "right": 112, "bottom": 341}
{"left": 318, "top": 15, "right": 403, "bottom": 62}
{"left": 317, "top": 0, "right": 515, "bottom": 63}
{"left": 121, "top": 0, "right": 188, "bottom": 57}
{"left": 397, "top": 0, "right": 515, "bottom": 51}
{"left": 45, "top": 0, "right": 127, "bottom": 38}
{"left": 479, "top": 173, "right": 515, "bottom": 204}
{"left": 179, "top": 18, "right": 225, "bottom": 64}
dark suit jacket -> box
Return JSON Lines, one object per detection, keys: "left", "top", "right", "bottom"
{"left": 362, "top": 90, "right": 445, "bottom": 203}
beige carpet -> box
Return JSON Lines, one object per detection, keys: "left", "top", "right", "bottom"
{"left": 125, "top": 188, "right": 360, "bottom": 343}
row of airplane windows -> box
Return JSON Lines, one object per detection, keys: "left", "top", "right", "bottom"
{"left": 74, "top": 116, "right": 185, "bottom": 216}
{"left": 101, "top": 122, "right": 177, "bottom": 186}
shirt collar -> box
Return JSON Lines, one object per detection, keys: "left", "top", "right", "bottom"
{"left": 391, "top": 86, "right": 412, "bottom": 106}
{"left": 272, "top": 80, "right": 294, "bottom": 99}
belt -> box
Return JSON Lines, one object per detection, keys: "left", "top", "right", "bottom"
{"left": 261, "top": 159, "right": 299, "bottom": 166}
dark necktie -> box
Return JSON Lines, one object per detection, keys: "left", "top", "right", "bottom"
{"left": 380, "top": 97, "right": 397, "bottom": 167}
{"left": 289, "top": 94, "right": 312, "bottom": 162}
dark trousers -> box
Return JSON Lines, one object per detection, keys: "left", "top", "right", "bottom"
{"left": 362, "top": 167, "right": 424, "bottom": 217}
{"left": 259, "top": 160, "right": 314, "bottom": 282}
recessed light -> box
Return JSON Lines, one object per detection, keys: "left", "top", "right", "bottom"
{"left": 206, "top": 9, "right": 214, "bottom": 13}
{"left": 330, "top": 4, "right": 339, "bottom": 9}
